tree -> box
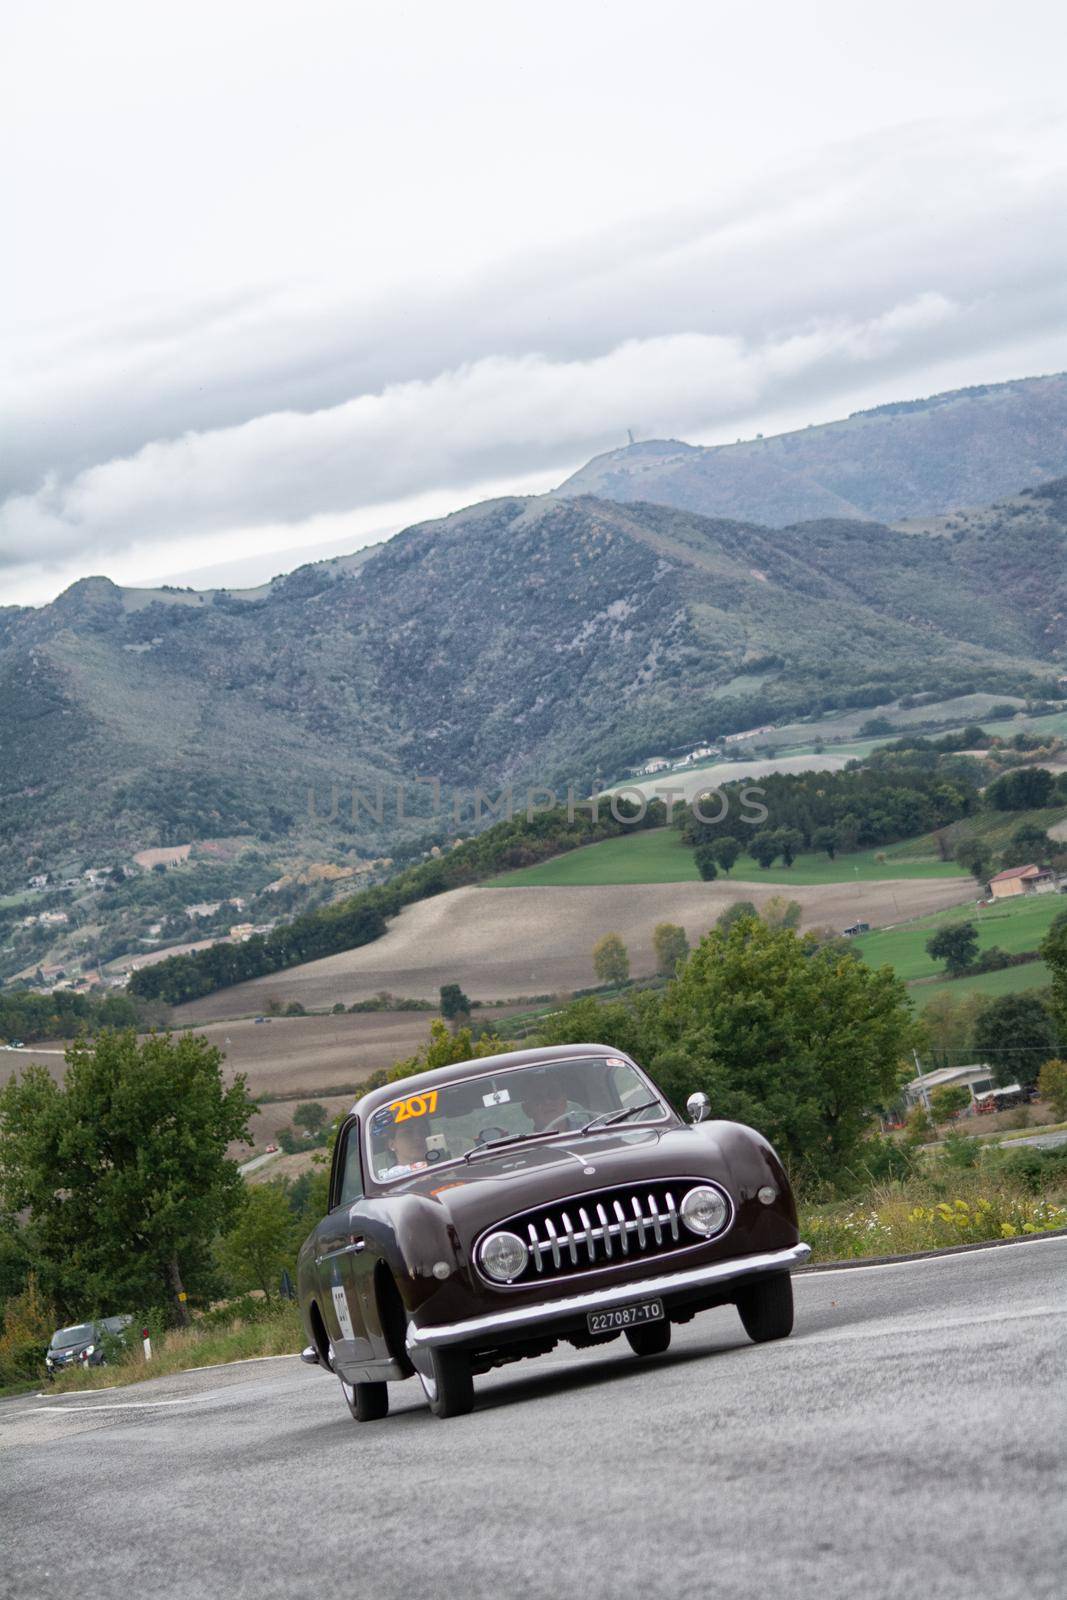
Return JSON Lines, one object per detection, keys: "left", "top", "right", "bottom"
{"left": 652, "top": 923, "right": 689, "bottom": 977}
{"left": 929, "top": 1084, "right": 971, "bottom": 1122}
{"left": 1041, "top": 914, "right": 1067, "bottom": 1040}
{"left": 711, "top": 836, "right": 740, "bottom": 873}
{"left": 1037, "top": 1059, "right": 1067, "bottom": 1120}
{"left": 761, "top": 896, "right": 801, "bottom": 931}
{"left": 592, "top": 933, "right": 630, "bottom": 986}
{"left": 693, "top": 846, "right": 718, "bottom": 881}
{"left": 1011, "top": 823, "right": 1052, "bottom": 856}
{"left": 919, "top": 990, "right": 985, "bottom": 1071}
{"left": 217, "top": 1183, "right": 296, "bottom": 1303}
{"left": 812, "top": 826, "right": 838, "bottom": 860}
{"left": 655, "top": 918, "right": 919, "bottom": 1183}
{"left": 987, "top": 768, "right": 1055, "bottom": 811}
{"left": 716, "top": 901, "right": 758, "bottom": 933}
{"left": 772, "top": 827, "right": 804, "bottom": 868}
{"left": 292, "top": 1101, "right": 328, "bottom": 1136}
{"left": 388, "top": 1018, "right": 505, "bottom": 1082}
{"left": 439, "top": 983, "right": 471, "bottom": 1023}
{"left": 0, "top": 1031, "right": 255, "bottom": 1323}
{"left": 954, "top": 841, "right": 992, "bottom": 884}
{"left": 973, "top": 995, "right": 1059, "bottom": 1088}
{"left": 748, "top": 833, "right": 780, "bottom": 870}
{"left": 926, "top": 922, "right": 979, "bottom": 976}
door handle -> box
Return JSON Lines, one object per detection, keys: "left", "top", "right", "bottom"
{"left": 315, "top": 1236, "right": 366, "bottom": 1265}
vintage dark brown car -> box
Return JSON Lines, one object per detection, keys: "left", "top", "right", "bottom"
{"left": 297, "top": 1043, "right": 810, "bottom": 1419}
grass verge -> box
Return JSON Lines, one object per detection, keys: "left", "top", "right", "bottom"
{"left": 801, "top": 1171, "right": 1067, "bottom": 1262}
{"left": 41, "top": 1303, "right": 303, "bottom": 1394}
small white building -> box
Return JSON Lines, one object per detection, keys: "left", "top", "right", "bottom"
{"left": 903, "top": 1063, "right": 998, "bottom": 1108}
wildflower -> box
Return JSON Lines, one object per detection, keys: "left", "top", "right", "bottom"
{"left": 1000, "top": 1223, "right": 1017, "bottom": 1238}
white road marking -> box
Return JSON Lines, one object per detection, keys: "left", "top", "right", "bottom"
{"left": 15, "top": 1395, "right": 218, "bottom": 1415}
{"left": 32, "top": 1350, "right": 301, "bottom": 1396}
{"left": 805, "top": 1232, "right": 1067, "bottom": 1278}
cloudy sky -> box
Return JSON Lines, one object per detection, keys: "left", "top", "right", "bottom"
{"left": 4, "top": 0, "right": 1067, "bottom": 604}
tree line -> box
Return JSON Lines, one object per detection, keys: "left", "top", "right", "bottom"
{"left": 129, "top": 798, "right": 666, "bottom": 1004}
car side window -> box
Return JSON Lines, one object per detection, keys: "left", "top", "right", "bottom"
{"left": 338, "top": 1120, "right": 364, "bottom": 1207}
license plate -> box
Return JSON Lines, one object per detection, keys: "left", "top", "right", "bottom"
{"left": 587, "top": 1299, "right": 664, "bottom": 1334}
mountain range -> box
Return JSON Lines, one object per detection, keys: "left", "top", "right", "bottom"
{"left": 2, "top": 464, "right": 1065, "bottom": 891}
{"left": 560, "top": 372, "right": 1067, "bottom": 526}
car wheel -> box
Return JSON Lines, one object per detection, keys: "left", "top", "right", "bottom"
{"left": 736, "top": 1272, "right": 794, "bottom": 1343}
{"left": 625, "top": 1320, "right": 672, "bottom": 1357}
{"left": 340, "top": 1378, "right": 389, "bottom": 1422}
{"left": 417, "top": 1347, "right": 474, "bottom": 1418}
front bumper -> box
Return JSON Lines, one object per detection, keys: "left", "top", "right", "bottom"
{"left": 407, "top": 1241, "right": 811, "bottom": 1351}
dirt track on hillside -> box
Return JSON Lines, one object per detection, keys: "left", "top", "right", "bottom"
{"left": 174, "top": 875, "right": 975, "bottom": 1021}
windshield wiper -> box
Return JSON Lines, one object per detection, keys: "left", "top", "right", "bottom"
{"left": 579, "top": 1099, "right": 662, "bottom": 1134}
{"left": 463, "top": 1129, "right": 558, "bottom": 1164}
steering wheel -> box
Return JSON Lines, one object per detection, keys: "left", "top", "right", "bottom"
{"left": 539, "top": 1110, "right": 583, "bottom": 1133}
{"left": 474, "top": 1125, "right": 510, "bottom": 1144}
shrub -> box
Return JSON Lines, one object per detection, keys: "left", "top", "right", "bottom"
{"left": 930, "top": 1084, "right": 971, "bottom": 1121}
{"left": 1037, "top": 1058, "right": 1067, "bottom": 1119}
{"left": 0, "top": 1273, "right": 54, "bottom": 1387}
{"left": 592, "top": 933, "right": 630, "bottom": 985}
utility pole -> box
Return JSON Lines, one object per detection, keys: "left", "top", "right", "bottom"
{"left": 912, "top": 1050, "right": 934, "bottom": 1118}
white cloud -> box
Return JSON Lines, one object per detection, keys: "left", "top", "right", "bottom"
{"left": 3, "top": 10, "right": 1067, "bottom": 606}
{"left": 0, "top": 291, "right": 976, "bottom": 577}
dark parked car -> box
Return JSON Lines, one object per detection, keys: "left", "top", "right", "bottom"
{"left": 44, "top": 1314, "right": 132, "bottom": 1376}
{"left": 297, "top": 1044, "right": 810, "bottom": 1420}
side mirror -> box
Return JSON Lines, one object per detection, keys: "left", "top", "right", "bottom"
{"left": 686, "top": 1091, "right": 710, "bottom": 1124}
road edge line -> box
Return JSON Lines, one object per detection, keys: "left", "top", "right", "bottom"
{"left": 796, "top": 1225, "right": 1067, "bottom": 1273}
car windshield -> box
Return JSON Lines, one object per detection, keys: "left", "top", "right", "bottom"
{"left": 51, "top": 1323, "right": 94, "bottom": 1349}
{"left": 366, "top": 1055, "right": 668, "bottom": 1184}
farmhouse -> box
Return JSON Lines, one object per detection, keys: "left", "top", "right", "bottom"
{"left": 988, "top": 863, "right": 1057, "bottom": 900}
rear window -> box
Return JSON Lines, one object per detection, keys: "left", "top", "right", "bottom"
{"left": 51, "top": 1324, "right": 94, "bottom": 1349}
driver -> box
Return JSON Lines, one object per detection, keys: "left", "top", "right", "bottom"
{"left": 521, "top": 1073, "right": 586, "bottom": 1133}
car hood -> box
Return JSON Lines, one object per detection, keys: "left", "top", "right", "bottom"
{"left": 380, "top": 1122, "right": 753, "bottom": 1239}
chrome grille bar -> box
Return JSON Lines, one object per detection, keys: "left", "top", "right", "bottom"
{"left": 518, "top": 1185, "right": 701, "bottom": 1279}
{"left": 596, "top": 1203, "right": 613, "bottom": 1258}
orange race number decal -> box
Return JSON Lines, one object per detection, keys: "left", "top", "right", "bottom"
{"left": 389, "top": 1090, "right": 439, "bottom": 1122}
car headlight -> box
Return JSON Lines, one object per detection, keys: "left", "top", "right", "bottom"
{"left": 680, "top": 1185, "right": 730, "bottom": 1238}
{"left": 479, "top": 1230, "right": 529, "bottom": 1282}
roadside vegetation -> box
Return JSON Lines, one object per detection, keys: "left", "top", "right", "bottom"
{"left": 2, "top": 902, "right": 1063, "bottom": 1393}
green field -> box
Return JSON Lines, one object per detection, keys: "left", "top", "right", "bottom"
{"left": 911, "top": 959, "right": 1052, "bottom": 1009}
{"left": 490, "top": 828, "right": 965, "bottom": 887}
{"left": 888, "top": 803, "right": 1067, "bottom": 862}
{"left": 854, "top": 892, "right": 1063, "bottom": 984}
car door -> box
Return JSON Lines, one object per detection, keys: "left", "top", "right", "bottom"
{"left": 314, "top": 1118, "right": 375, "bottom": 1365}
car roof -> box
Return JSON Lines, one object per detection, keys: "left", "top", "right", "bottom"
{"left": 350, "top": 1042, "right": 627, "bottom": 1119}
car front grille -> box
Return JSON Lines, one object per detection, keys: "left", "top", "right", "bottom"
{"left": 479, "top": 1179, "right": 731, "bottom": 1286}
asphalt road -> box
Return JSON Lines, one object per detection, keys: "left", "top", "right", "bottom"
{"left": 2, "top": 1238, "right": 1064, "bottom": 1600}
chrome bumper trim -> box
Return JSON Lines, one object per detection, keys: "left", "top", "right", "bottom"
{"left": 409, "top": 1242, "right": 811, "bottom": 1349}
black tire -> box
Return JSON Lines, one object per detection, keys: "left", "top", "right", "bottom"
{"left": 340, "top": 1378, "right": 389, "bottom": 1422}
{"left": 625, "top": 1319, "right": 672, "bottom": 1357}
{"left": 736, "top": 1272, "right": 794, "bottom": 1343}
{"left": 418, "top": 1347, "right": 474, "bottom": 1418}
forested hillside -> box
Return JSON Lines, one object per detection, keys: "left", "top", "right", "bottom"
{"left": 1, "top": 482, "right": 1065, "bottom": 892}
{"left": 559, "top": 372, "right": 1067, "bottom": 526}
